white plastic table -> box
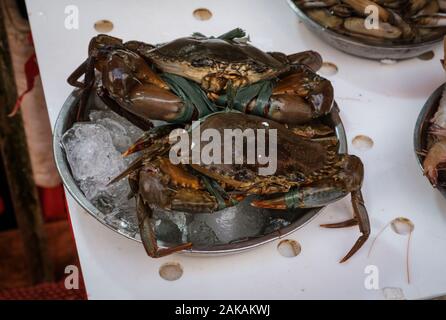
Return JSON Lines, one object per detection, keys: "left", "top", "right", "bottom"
{"left": 26, "top": 0, "right": 446, "bottom": 299}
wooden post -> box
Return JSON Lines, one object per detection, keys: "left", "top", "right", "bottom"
{"left": 0, "top": 7, "right": 53, "bottom": 284}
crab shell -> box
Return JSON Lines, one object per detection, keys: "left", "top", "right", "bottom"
{"left": 186, "top": 112, "right": 339, "bottom": 194}
{"left": 129, "top": 36, "right": 289, "bottom": 93}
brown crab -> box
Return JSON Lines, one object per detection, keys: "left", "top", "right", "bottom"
{"left": 126, "top": 28, "right": 323, "bottom": 93}
{"left": 115, "top": 111, "right": 370, "bottom": 262}
{"left": 67, "top": 30, "right": 333, "bottom": 126}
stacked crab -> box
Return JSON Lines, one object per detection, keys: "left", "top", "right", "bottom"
{"left": 67, "top": 29, "right": 369, "bottom": 262}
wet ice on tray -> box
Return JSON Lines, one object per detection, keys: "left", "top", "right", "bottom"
{"left": 89, "top": 110, "right": 143, "bottom": 153}
{"left": 61, "top": 123, "right": 131, "bottom": 212}
{"left": 187, "top": 219, "right": 219, "bottom": 246}
{"left": 191, "top": 197, "right": 267, "bottom": 244}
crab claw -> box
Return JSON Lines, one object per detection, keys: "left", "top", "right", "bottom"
{"left": 287, "top": 51, "right": 323, "bottom": 72}
{"left": 273, "top": 66, "right": 334, "bottom": 119}
{"left": 122, "top": 123, "right": 182, "bottom": 157}
{"left": 251, "top": 186, "right": 346, "bottom": 210}
{"left": 251, "top": 197, "right": 287, "bottom": 210}
{"left": 122, "top": 135, "right": 151, "bottom": 157}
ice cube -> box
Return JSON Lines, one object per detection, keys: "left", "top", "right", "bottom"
{"left": 154, "top": 219, "right": 183, "bottom": 244}
{"left": 89, "top": 110, "right": 143, "bottom": 153}
{"left": 104, "top": 199, "right": 139, "bottom": 236}
{"left": 187, "top": 219, "right": 219, "bottom": 246}
{"left": 196, "top": 198, "right": 267, "bottom": 244}
{"left": 62, "top": 123, "right": 131, "bottom": 212}
{"left": 62, "top": 123, "right": 125, "bottom": 180}
{"left": 152, "top": 207, "right": 189, "bottom": 243}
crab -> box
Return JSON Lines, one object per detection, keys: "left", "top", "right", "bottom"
{"left": 126, "top": 28, "right": 322, "bottom": 93}
{"left": 115, "top": 111, "right": 370, "bottom": 263}
{"left": 67, "top": 29, "right": 333, "bottom": 126}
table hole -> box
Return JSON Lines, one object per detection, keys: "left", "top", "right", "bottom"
{"left": 319, "top": 62, "right": 338, "bottom": 76}
{"left": 193, "top": 8, "right": 212, "bottom": 21}
{"left": 159, "top": 262, "right": 183, "bottom": 281}
{"left": 391, "top": 217, "right": 414, "bottom": 235}
{"left": 277, "top": 239, "right": 301, "bottom": 257}
{"left": 352, "top": 135, "right": 374, "bottom": 151}
{"left": 94, "top": 20, "right": 114, "bottom": 33}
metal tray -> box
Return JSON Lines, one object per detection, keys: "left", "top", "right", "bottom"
{"left": 287, "top": 0, "right": 442, "bottom": 60}
{"left": 414, "top": 83, "right": 446, "bottom": 197}
{"left": 54, "top": 89, "right": 348, "bottom": 255}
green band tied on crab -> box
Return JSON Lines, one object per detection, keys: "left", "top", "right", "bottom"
{"left": 252, "top": 80, "right": 273, "bottom": 117}
{"left": 209, "top": 178, "right": 239, "bottom": 207}
{"left": 284, "top": 189, "right": 302, "bottom": 209}
{"left": 217, "top": 28, "right": 246, "bottom": 41}
{"left": 161, "top": 73, "right": 218, "bottom": 123}
{"left": 192, "top": 28, "right": 246, "bottom": 41}
{"left": 216, "top": 80, "right": 273, "bottom": 115}
{"left": 200, "top": 175, "right": 227, "bottom": 211}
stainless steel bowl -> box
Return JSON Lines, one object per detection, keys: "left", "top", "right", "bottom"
{"left": 54, "top": 89, "right": 348, "bottom": 255}
{"left": 287, "top": 0, "right": 442, "bottom": 60}
{"left": 414, "top": 83, "right": 446, "bottom": 197}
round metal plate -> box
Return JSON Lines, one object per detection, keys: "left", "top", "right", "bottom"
{"left": 414, "top": 83, "right": 446, "bottom": 197}
{"left": 287, "top": 0, "right": 442, "bottom": 60}
{"left": 54, "top": 89, "right": 348, "bottom": 255}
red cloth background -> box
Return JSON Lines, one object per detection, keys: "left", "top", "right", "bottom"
{"left": 38, "top": 185, "right": 68, "bottom": 222}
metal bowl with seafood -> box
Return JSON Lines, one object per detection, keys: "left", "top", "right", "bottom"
{"left": 288, "top": 0, "right": 446, "bottom": 60}
{"left": 54, "top": 90, "right": 348, "bottom": 255}
{"left": 55, "top": 30, "right": 370, "bottom": 261}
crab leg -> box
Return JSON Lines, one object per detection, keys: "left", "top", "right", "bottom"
{"left": 67, "top": 58, "right": 89, "bottom": 88}
{"left": 250, "top": 183, "right": 350, "bottom": 210}
{"left": 77, "top": 57, "right": 96, "bottom": 121}
{"left": 137, "top": 195, "right": 192, "bottom": 258}
{"left": 251, "top": 187, "right": 370, "bottom": 262}
{"left": 67, "top": 56, "right": 96, "bottom": 120}
{"left": 321, "top": 190, "right": 370, "bottom": 263}
{"left": 251, "top": 155, "right": 370, "bottom": 262}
